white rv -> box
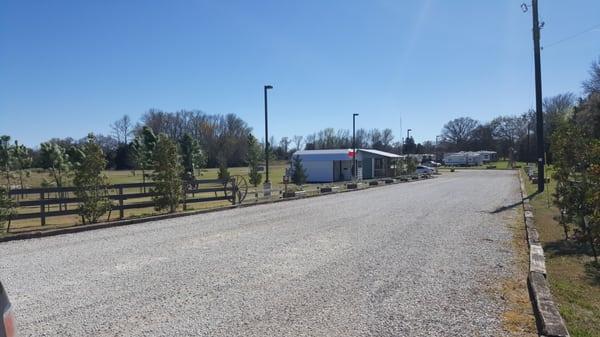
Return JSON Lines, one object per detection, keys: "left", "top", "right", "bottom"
{"left": 443, "top": 152, "right": 484, "bottom": 166}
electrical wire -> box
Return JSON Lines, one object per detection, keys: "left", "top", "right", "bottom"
{"left": 543, "top": 22, "right": 600, "bottom": 49}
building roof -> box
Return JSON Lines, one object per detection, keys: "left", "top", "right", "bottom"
{"left": 358, "top": 149, "right": 402, "bottom": 158}
{"left": 293, "top": 149, "right": 354, "bottom": 161}
{"left": 293, "top": 148, "right": 402, "bottom": 161}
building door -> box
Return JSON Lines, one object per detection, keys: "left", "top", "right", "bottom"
{"left": 374, "top": 158, "right": 386, "bottom": 177}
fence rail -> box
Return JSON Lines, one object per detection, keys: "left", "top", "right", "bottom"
{"left": 7, "top": 179, "right": 233, "bottom": 226}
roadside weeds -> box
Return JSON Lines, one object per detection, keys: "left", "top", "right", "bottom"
{"left": 500, "top": 207, "right": 537, "bottom": 337}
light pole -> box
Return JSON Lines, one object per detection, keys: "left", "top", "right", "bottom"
{"left": 353, "top": 113, "right": 359, "bottom": 180}
{"left": 406, "top": 129, "right": 412, "bottom": 154}
{"left": 264, "top": 85, "right": 273, "bottom": 183}
{"left": 435, "top": 135, "right": 441, "bottom": 162}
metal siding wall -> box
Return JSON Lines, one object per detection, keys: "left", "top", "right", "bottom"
{"left": 362, "top": 158, "right": 373, "bottom": 179}
{"left": 303, "top": 161, "right": 334, "bottom": 182}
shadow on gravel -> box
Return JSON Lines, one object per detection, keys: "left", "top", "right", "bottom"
{"left": 487, "top": 191, "right": 541, "bottom": 214}
{"left": 489, "top": 200, "right": 523, "bottom": 214}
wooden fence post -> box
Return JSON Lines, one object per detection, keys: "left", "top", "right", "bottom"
{"left": 118, "top": 186, "right": 124, "bottom": 219}
{"left": 183, "top": 183, "right": 188, "bottom": 211}
{"left": 40, "top": 192, "right": 46, "bottom": 226}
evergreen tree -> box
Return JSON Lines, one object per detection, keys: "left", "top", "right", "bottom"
{"left": 151, "top": 134, "right": 183, "bottom": 213}
{"left": 291, "top": 155, "right": 307, "bottom": 186}
{"left": 0, "top": 135, "right": 13, "bottom": 188}
{"left": 131, "top": 126, "right": 157, "bottom": 191}
{"left": 39, "top": 142, "right": 71, "bottom": 211}
{"left": 73, "top": 134, "right": 112, "bottom": 225}
{"left": 217, "top": 154, "right": 230, "bottom": 182}
{"left": 405, "top": 157, "right": 417, "bottom": 174}
{"left": 247, "top": 135, "right": 262, "bottom": 187}
{"left": 0, "top": 187, "right": 16, "bottom": 232}
{"left": 11, "top": 140, "right": 31, "bottom": 191}
{"left": 179, "top": 133, "right": 204, "bottom": 177}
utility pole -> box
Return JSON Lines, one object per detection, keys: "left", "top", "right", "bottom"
{"left": 353, "top": 113, "right": 359, "bottom": 180}
{"left": 525, "top": 0, "right": 545, "bottom": 192}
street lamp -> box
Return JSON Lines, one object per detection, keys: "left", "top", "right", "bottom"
{"left": 353, "top": 113, "right": 359, "bottom": 180}
{"left": 264, "top": 85, "right": 273, "bottom": 183}
{"left": 406, "top": 129, "right": 412, "bottom": 154}
{"left": 435, "top": 135, "right": 441, "bottom": 162}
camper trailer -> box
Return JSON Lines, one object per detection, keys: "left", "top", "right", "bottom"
{"left": 443, "top": 152, "right": 484, "bottom": 166}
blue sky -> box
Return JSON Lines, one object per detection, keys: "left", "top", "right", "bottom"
{"left": 1, "top": 0, "right": 599, "bottom": 147}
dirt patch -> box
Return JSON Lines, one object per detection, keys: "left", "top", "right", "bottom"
{"left": 499, "top": 208, "right": 537, "bottom": 337}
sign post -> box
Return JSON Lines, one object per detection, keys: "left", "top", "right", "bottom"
{"left": 263, "top": 181, "right": 271, "bottom": 198}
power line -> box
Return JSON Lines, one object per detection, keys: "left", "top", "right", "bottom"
{"left": 543, "top": 22, "right": 600, "bottom": 49}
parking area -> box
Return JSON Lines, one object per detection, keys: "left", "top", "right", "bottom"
{"left": 0, "top": 170, "right": 521, "bottom": 336}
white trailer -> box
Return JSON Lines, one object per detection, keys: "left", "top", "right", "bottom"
{"left": 443, "top": 152, "right": 483, "bottom": 166}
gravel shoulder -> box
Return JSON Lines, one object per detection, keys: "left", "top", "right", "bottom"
{"left": 0, "top": 170, "right": 521, "bottom": 337}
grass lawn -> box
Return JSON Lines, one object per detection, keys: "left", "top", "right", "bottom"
{"left": 3, "top": 160, "right": 364, "bottom": 234}
{"left": 3, "top": 162, "right": 289, "bottom": 233}
{"left": 522, "top": 167, "right": 600, "bottom": 337}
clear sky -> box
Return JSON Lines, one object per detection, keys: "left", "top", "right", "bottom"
{"left": 1, "top": 0, "right": 599, "bottom": 147}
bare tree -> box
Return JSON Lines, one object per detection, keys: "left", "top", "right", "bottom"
{"left": 583, "top": 57, "right": 600, "bottom": 95}
{"left": 111, "top": 115, "right": 133, "bottom": 144}
{"left": 381, "top": 128, "right": 394, "bottom": 150}
{"left": 279, "top": 137, "right": 292, "bottom": 154}
{"left": 441, "top": 117, "right": 480, "bottom": 150}
{"left": 292, "top": 135, "right": 303, "bottom": 151}
{"left": 355, "top": 128, "right": 368, "bottom": 148}
{"left": 491, "top": 115, "right": 527, "bottom": 157}
{"left": 543, "top": 93, "right": 575, "bottom": 142}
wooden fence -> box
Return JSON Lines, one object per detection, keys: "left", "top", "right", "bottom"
{"left": 7, "top": 179, "right": 234, "bottom": 227}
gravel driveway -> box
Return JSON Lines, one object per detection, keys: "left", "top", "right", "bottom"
{"left": 0, "top": 170, "right": 521, "bottom": 337}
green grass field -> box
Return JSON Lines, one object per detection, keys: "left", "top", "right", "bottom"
{"left": 522, "top": 167, "right": 600, "bottom": 337}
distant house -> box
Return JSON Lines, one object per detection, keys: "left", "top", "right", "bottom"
{"left": 292, "top": 149, "right": 402, "bottom": 183}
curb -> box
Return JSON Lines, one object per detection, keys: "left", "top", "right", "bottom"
{"left": 1, "top": 174, "right": 435, "bottom": 243}
{"left": 518, "top": 172, "right": 570, "bottom": 337}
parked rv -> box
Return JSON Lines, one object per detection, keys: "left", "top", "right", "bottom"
{"left": 443, "top": 152, "right": 484, "bottom": 166}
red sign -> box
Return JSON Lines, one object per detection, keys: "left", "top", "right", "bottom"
{"left": 348, "top": 150, "right": 356, "bottom": 158}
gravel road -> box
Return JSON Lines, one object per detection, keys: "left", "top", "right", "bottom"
{"left": 0, "top": 170, "right": 522, "bottom": 337}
